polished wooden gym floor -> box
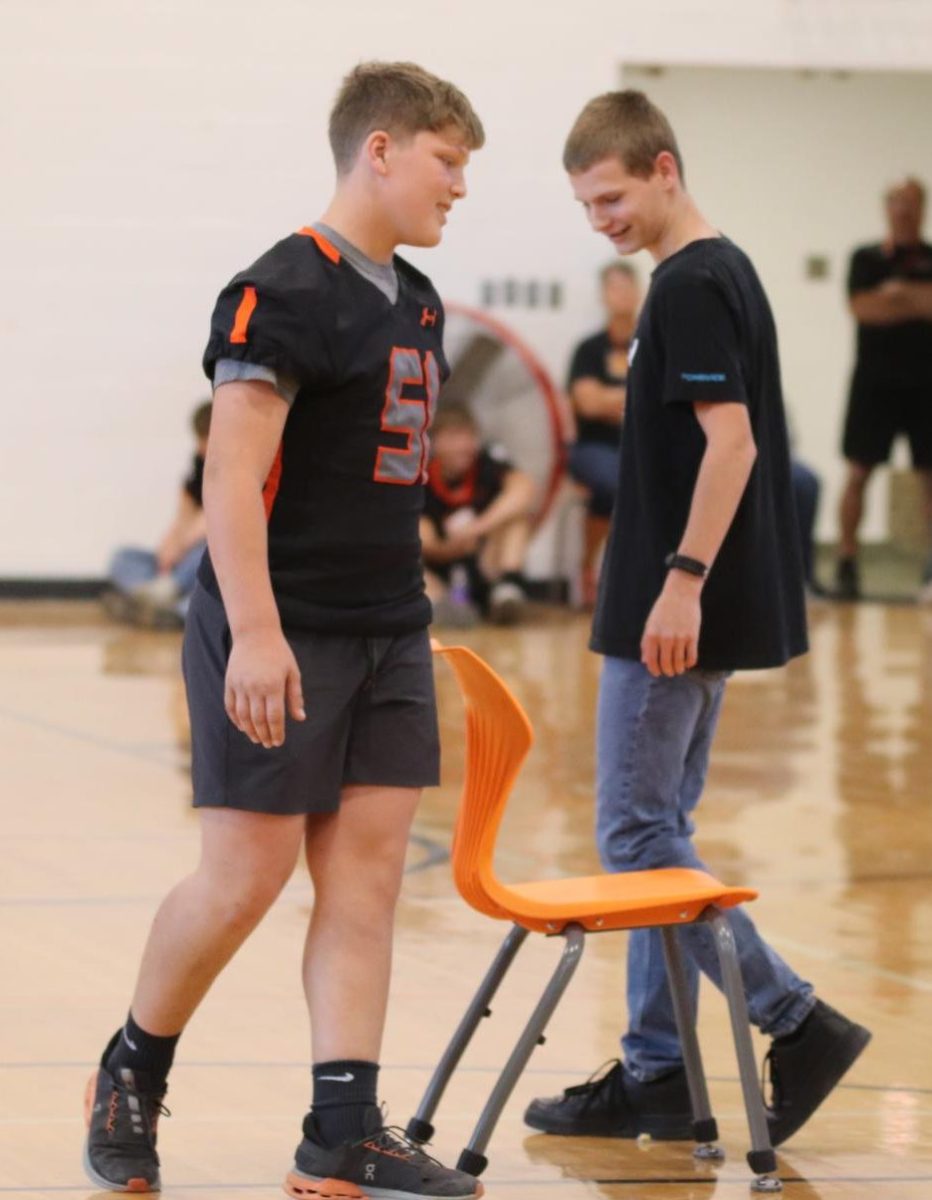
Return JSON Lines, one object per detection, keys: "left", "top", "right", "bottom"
{"left": 1, "top": 598, "right": 930, "bottom": 1199}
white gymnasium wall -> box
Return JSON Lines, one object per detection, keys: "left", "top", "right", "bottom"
{"left": 4, "top": 0, "right": 932, "bottom": 576}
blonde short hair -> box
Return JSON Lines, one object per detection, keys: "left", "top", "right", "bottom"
{"left": 329, "top": 61, "right": 485, "bottom": 174}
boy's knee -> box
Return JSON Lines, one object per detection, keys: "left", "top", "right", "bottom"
{"left": 205, "top": 864, "right": 292, "bottom": 932}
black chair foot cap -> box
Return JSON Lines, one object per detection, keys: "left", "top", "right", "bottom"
{"left": 405, "top": 1118, "right": 435, "bottom": 1144}
{"left": 747, "top": 1148, "right": 777, "bottom": 1175}
{"left": 457, "top": 1149, "right": 488, "bottom": 1177}
{"left": 692, "top": 1118, "right": 718, "bottom": 1143}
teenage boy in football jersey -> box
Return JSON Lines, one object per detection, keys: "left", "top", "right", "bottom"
{"left": 83, "top": 62, "right": 485, "bottom": 1200}
{"left": 524, "top": 91, "right": 870, "bottom": 1149}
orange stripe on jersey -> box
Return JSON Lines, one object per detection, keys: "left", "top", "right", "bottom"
{"left": 262, "top": 442, "right": 284, "bottom": 520}
{"left": 296, "top": 226, "right": 341, "bottom": 263}
{"left": 230, "top": 285, "right": 257, "bottom": 344}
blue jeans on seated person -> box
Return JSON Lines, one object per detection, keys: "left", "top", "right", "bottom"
{"left": 568, "top": 441, "right": 619, "bottom": 518}
{"left": 108, "top": 543, "right": 205, "bottom": 616}
{"left": 595, "top": 656, "right": 815, "bottom": 1082}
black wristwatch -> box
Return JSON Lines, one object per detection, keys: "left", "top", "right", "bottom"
{"left": 665, "top": 551, "right": 708, "bottom": 579}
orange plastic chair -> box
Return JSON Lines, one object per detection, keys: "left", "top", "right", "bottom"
{"left": 407, "top": 644, "right": 781, "bottom": 1195}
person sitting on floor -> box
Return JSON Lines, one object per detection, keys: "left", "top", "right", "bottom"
{"left": 421, "top": 403, "right": 536, "bottom": 626}
{"left": 103, "top": 400, "right": 211, "bottom": 627}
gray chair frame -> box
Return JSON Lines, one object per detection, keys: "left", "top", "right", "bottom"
{"left": 407, "top": 906, "right": 782, "bottom": 1194}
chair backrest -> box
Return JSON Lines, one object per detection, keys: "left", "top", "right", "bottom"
{"left": 434, "top": 644, "right": 534, "bottom": 919}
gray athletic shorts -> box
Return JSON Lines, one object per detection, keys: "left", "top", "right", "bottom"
{"left": 182, "top": 584, "right": 440, "bottom": 815}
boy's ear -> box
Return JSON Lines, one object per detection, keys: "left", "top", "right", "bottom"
{"left": 364, "top": 130, "right": 391, "bottom": 176}
{"left": 654, "top": 150, "right": 680, "bottom": 188}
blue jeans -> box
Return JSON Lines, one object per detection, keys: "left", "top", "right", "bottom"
{"left": 596, "top": 657, "right": 815, "bottom": 1081}
{"left": 791, "top": 459, "right": 820, "bottom": 585}
{"left": 108, "top": 543, "right": 205, "bottom": 616}
{"left": 568, "top": 442, "right": 619, "bottom": 518}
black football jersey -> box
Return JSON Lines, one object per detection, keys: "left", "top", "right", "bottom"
{"left": 200, "top": 226, "right": 448, "bottom": 635}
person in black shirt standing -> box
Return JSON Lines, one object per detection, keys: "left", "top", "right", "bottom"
{"left": 567, "top": 261, "right": 640, "bottom": 604}
{"left": 837, "top": 178, "right": 932, "bottom": 600}
{"left": 525, "top": 90, "right": 869, "bottom": 1149}
{"left": 83, "top": 62, "right": 485, "bottom": 1200}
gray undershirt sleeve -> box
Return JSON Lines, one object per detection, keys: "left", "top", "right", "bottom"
{"left": 212, "top": 359, "right": 299, "bottom": 406}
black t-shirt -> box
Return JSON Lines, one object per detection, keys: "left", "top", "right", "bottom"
{"left": 200, "top": 227, "right": 448, "bottom": 635}
{"left": 567, "top": 330, "right": 626, "bottom": 448}
{"left": 591, "top": 237, "right": 808, "bottom": 671}
{"left": 183, "top": 454, "right": 205, "bottom": 507}
{"left": 423, "top": 447, "right": 511, "bottom": 534}
{"left": 848, "top": 241, "right": 932, "bottom": 387}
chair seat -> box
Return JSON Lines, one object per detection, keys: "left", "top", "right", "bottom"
{"left": 491, "top": 866, "right": 757, "bottom": 934}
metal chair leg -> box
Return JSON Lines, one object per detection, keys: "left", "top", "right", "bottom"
{"left": 406, "top": 923, "right": 529, "bottom": 1144}
{"left": 706, "top": 908, "right": 782, "bottom": 1194}
{"left": 660, "top": 925, "right": 724, "bottom": 1161}
{"left": 456, "top": 923, "right": 586, "bottom": 1178}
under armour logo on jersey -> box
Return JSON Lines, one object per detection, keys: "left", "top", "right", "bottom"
{"left": 420, "top": 306, "right": 438, "bottom": 327}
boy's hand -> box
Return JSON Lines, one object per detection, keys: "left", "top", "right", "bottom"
{"left": 224, "top": 629, "right": 306, "bottom": 748}
{"left": 640, "top": 574, "right": 702, "bottom": 678}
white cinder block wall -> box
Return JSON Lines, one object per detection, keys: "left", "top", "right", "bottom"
{"left": 4, "top": 0, "right": 932, "bottom": 576}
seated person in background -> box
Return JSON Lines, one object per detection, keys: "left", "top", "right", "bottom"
{"left": 566, "top": 261, "right": 641, "bottom": 603}
{"left": 104, "top": 401, "right": 211, "bottom": 627}
{"left": 421, "top": 403, "right": 536, "bottom": 625}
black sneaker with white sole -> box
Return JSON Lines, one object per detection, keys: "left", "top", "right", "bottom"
{"left": 83, "top": 1036, "right": 167, "bottom": 1193}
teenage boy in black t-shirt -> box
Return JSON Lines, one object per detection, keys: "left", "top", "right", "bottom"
{"left": 525, "top": 90, "right": 869, "bottom": 1150}
{"left": 83, "top": 62, "right": 485, "bottom": 1200}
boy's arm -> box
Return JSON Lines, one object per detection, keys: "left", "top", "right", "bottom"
{"left": 640, "top": 401, "right": 757, "bottom": 678}
{"left": 204, "top": 379, "right": 305, "bottom": 749}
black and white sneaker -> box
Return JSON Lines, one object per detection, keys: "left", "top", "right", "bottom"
{"left": 284, "top": 1111, "right": 483, "bottom": 1199}
{"left": 83, "top": 1050, "right": 167, "bottom": 1192}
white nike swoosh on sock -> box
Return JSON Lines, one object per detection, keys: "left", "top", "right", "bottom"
{"left": 316, "top": 1072, "right": 355, "bottom": 1083}
{"left": 122, "top": 1030, "right": 139, "bottom": 1051}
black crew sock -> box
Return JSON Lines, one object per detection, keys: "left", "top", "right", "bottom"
{"left": 500, "top": 569, "right": 527, "bottom": 589}
{"left": 104, "top": 1011, "right": 180, "bottom": 1089}
{"left": 311, "top": 1060, "right": 380, "bottom": 1147}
